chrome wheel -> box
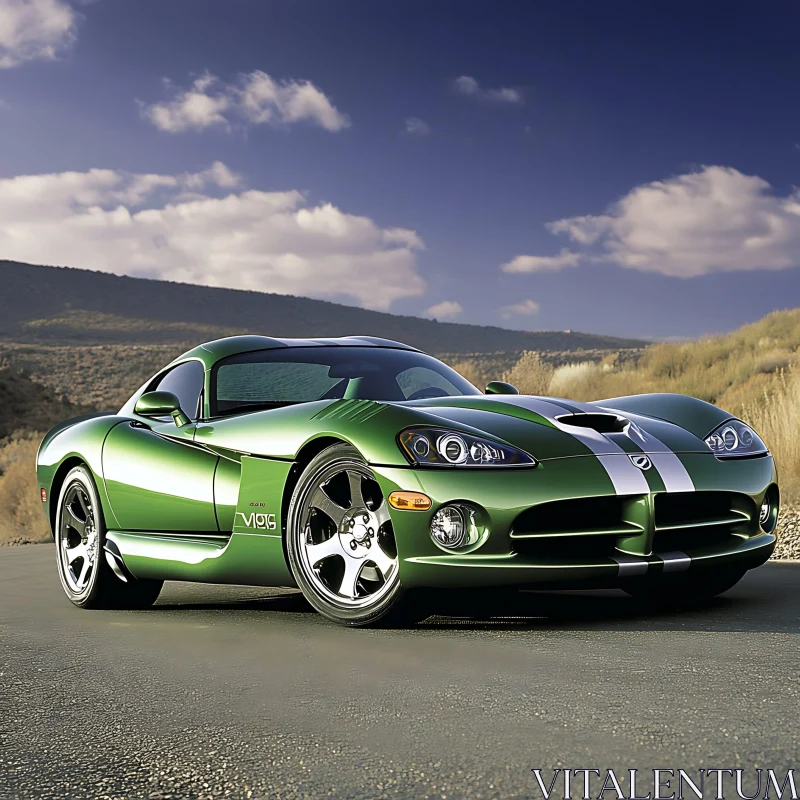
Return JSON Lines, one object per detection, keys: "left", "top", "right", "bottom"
{"left": 296, "top": 459, "right": 399, "bottom": 609}
{"left": 58, "top": 482, "right": 99, "bottom": 594}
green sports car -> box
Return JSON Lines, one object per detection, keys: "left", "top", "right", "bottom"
{"left": 36, "top": 335, "right": 778, "bottom": 626}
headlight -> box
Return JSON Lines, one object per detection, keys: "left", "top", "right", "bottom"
{"left": 398, "top": 427, "right": 536, "bottom": 467}
{"left": 705, "top": 421, "right": 768, "bottom": 458}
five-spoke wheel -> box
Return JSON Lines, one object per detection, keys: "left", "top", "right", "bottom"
{"left": 55, "top": 466, "right": 163, "bottom": 609}
{"left": 58, "top": 480, "right": 100, "bottom": 594}
{"left": 287, "top": 444, "right": 424, "bottom": 626}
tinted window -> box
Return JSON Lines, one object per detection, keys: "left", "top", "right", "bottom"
{"left": 152, "top": 360, "right": 205, "bottom": 419}
{"left": 212, "top": 347, "right": 479, "bottom": 417}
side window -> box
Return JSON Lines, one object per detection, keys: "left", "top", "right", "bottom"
{"left": 151, "top": 361, "right": 205, "bottom": 419}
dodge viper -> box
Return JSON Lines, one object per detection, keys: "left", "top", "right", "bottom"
{"left": 36, "top": 335, "right": 778, "bottom": 626}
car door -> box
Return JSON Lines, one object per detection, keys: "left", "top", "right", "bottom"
{"left": 103, "top": 360, "right": 220, "bottom": 533}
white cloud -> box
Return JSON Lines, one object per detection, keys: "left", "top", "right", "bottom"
{"left": 142, "top": 70, "right": 351, "bottom": 134}
{"left": 0, "top": 163, "right": 425, "bottom": 310}
{"left": 515, "top": 166, "right": 800, "bottom": 278}
{"left": 502, "top": 249, "right": 582, "bottom": 273}
{"left": 239, "top": 71, "right": 349, "bottom": 131}
{"left": 404, "top": 117, "right": 430, "bottom": 136}
{"left": 142, "top": 74, "right": 231, "bottom": 134}
{"left": 453, "top": 75, "right": 523, "bottom": 104}
{"left": 424, "top": 300, "right": 462, "bottom": 319}
{"left": 501, "top": 299, "right": 540, "bottom": 318}
{"left": 0, "top": 0, "right": 77, "bottom": 68}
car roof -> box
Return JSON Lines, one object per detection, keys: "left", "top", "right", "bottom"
{"left": 173, "top": 335, "right": 421, "bottom": 369}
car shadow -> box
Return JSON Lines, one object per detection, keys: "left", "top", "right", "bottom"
{"left": 146, "top": 562, "right": 800, "bottom": 634}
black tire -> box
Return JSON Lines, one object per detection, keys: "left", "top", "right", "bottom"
{"left": 622, "top": 567, "right": 746, "bottom": 604}
{"left": 286, "top": 444, "right": 428, "bottom": 627}
{"left": 55, "top": 466, "right": 163, "bottom": 610}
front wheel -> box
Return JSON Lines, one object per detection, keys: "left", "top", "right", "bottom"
{"left": 55, "top": 466, "right": 163, "bottom": 610}
{"left": 286, "top": 444, "right": 427, "bottom": 627}
{"left": 622, "top": 567, "right": 746, "bottom": 604}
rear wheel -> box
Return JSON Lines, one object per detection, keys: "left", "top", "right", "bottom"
{"left": 286, "top": 444, "right": 428, "bottom": 627}
{"left": 622, "top": 568, "right": 746, "bottom": 603}
{"left": 55, "top": 466, "right": 163, "bottom": 610}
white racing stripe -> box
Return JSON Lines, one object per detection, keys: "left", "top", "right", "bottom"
{"left": 612, "top": 554, "right": 649, "bottom": 577}
{"left": 512, "top": 397, "right": 651, "bottom": 495}
{"left": 658, "top": 551, "right": 691, "bottom": 572}
{"left": 619, "top": 419, "right": 696, "bottom": 494}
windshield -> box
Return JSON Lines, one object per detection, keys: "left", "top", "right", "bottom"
{"left": 211, "top": 347, "right": 480, "bottom": 417}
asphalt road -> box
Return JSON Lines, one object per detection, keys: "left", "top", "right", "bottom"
{"left": 1, "top": 545, "right": 799, "bottom": 800}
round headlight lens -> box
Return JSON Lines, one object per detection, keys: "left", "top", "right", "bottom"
{"left": 437, "top": 434, "right": 468, "bottom": 464}
{"left": 411, "top": 435, "right": 430, "bottom": 458}
{"left": 760, "top": 500, "right": 770, "bottom": 526}
{"left": 722, "top": 426, "right": 739, "bottom": 451}
{"left": 430, "top": 506, "right": 467, "bottom": 548}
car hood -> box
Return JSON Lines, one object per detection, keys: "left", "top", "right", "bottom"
{"left": 396, "top": 395, "right": 712, "bottom": 461}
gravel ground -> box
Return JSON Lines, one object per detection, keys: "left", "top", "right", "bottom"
{"left": 772, "top": 503, "right": 800, "bottom": 558}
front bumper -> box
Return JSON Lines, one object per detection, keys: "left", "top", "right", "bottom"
{"left": 374, "top": 453, "right": 778, "bottom": 590}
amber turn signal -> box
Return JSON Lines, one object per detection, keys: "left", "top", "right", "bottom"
{"left": 388, "top": 491, "right": 432, "bottom": 511}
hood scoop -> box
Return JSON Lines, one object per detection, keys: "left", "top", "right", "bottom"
{"left": 555, "top": 413, "right": 629, "bottom": 434}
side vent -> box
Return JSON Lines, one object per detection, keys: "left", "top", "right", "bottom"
{"left": 313, "top": 399, "right": 386, "bottom": 424}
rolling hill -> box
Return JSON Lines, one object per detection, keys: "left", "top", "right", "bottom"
{"left": 0, "top": 260, "right": 646, "bottom": 354}
{"left": 0, "top": 367, "right": 93, "bottom": 440}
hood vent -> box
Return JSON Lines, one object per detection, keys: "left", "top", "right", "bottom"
{"left": 555, "top": 413, "right": 629, "bottom": 434}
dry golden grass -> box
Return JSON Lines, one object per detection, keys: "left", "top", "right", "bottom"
{"left": 740, "top": 371, "right": 800, "bottom": 502}
{"left": 0, "top": 431, "right": 50, "bottom": 545}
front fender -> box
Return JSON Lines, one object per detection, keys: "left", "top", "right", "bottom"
{"left": 36, "top": 414, "right": 124, "bottom": 534}
{"left": 595, "top": 393, "right": 735, "bottom": 440}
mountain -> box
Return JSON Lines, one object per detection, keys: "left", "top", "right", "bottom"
{"left": 0, "top": 261, "right": 647, "bottom": 353}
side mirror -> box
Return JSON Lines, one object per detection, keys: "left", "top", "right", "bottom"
{"left": 135, "top": 391, "right": 191, "bottom": 427}
{"left": 485, "top": 381, "right": 520, "bottom": 396}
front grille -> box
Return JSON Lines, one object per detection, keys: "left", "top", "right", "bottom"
{"left": 510, "top": 495, "right": 640, "bottom": 561}
{"left": 652, "top": 491, "right": 756, "bottom": 552}
{"left": 511, "top": 495, "right": 639, "bottom": 538}
{"left": 655, "top": 492, "right": 740, "bottom": 529}
{"left": 508, "top": 491, "right": 757, "bottom": 562}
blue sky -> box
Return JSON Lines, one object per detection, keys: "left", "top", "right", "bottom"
{"left": 2, "top": 0, "right": 800, "bottom": 339}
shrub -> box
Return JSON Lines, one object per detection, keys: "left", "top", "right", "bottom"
{"left": 502, "top": 351, "right": 553, "bottom": 395}
{"left": 0, "top": 431, "right": 50, "bottom": 545}
{"left": 548, "top": 361, "right": 602, "bottom": 399}
{"left": 447, "top": 359, "right": 489, "bottom": 391}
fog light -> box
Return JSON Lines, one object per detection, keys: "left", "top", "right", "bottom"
{"left": 431, "top": 506, "right": 467, "bottom": 548}
{"left": 760, "top": 500, "right": 771, "bottom": 527}
{"left": 759, "top": 487, "right": 779, "bottom": 534}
